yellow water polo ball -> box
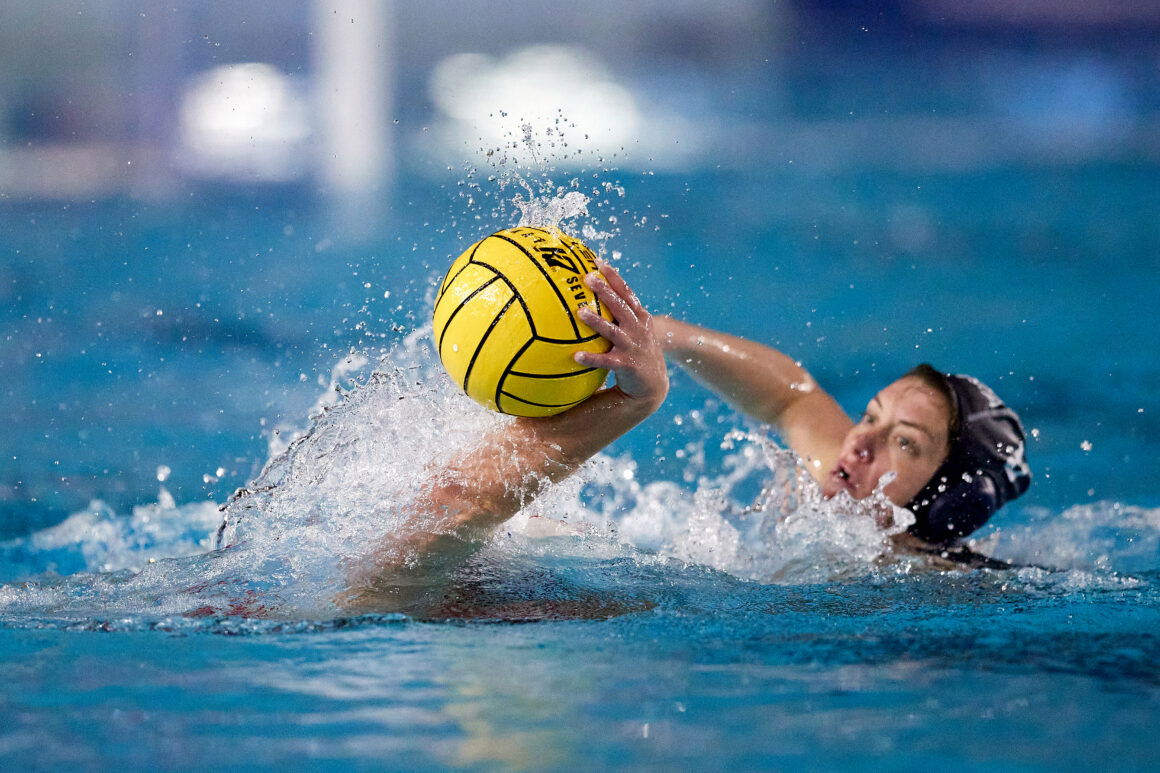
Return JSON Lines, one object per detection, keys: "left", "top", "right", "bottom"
{"left": 432, "top": 226, "right": 614, "bottom": 417}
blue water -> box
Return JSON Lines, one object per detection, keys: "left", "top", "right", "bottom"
{"left": 2, "top": 162, "right": 1160, "bottom": 770}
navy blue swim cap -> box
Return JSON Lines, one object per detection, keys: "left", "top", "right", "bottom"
{"left": 905, "top": 372, "right": 1031, "bottom": 545}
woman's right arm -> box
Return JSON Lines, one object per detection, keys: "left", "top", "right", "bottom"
{"left": 654, "top": 316, "right": 852, "bottom": 476}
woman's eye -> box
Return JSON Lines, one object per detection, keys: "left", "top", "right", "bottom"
{"left": 897, "top": 436, "right": 919, "bottom": 455}
{"left": 861, "top": 412, "right": 875, "bottom": 424}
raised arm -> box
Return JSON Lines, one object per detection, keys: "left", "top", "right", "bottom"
{"left": 342, "top": 260, "right": 667, "bottom": 608}
{"left": 434, "top": 258, "right": 667, "bottom": 528}
{"left": 654, "top": 316, "right": 851, "bottom": 477}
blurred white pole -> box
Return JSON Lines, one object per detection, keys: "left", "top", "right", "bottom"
{"left": 135, "top": 1, "right": 187, "bottom": 200}
{"left": 313, "top": 0, "right": 394, "bottom": 239}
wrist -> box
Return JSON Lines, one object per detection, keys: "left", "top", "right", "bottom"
{"left": 653, "top": 315, "right": 680, "bottom": 353}
{"left": 611, "top": 377, "right": 667, "bottom": 417}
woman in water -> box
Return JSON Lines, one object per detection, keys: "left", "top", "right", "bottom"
{"left": 343, "top": 263, "right": 1030, "bottom": 609}
{"left": 652, "top": 316, "right": 1032, "bottom": 553}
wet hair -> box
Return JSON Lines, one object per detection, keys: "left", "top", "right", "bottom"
{"left": 903, "top": 367, "right": 1032, "bottom": 546}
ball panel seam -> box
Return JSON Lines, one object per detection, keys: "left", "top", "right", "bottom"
{"left": 498, "top": 390, "right": 589, "bottom": 410}
{"left": 470, "top": 258, "right": 537, "bottom": 338}
{"left": 435, "top": 274, "right": 502, "bottom": 358}
{"left": 495, "top": 336, "right": 535, "bottom": 410}
{"left": 534, "top": 332, "right": 605, "bottom": 345}
{"left": 507, "top": 366, "right": 600, "bottom": 379}
{"left": 435, "top": 255, "right": 476, "bottom": 307}
{"left": 490, "top": 231, "right": 581, "bottom": 339}
{"left": 462, "top": 294, "right": 520, "bottom": 395}
{"left": 435, "top": 236, "right": 486, "bottom": 303}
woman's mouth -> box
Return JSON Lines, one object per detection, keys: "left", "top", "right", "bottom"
{"left": 830, "top": 464, "right": 855, "bottom": 492}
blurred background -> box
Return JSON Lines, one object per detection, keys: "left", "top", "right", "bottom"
{"left": 2, "top": 0, "right": 1158, "bottom": 536}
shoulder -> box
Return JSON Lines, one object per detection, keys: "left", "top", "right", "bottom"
{"left": 777, "top": 387, "right": 851, "bottom": 481}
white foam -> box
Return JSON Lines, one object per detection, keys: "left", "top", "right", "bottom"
{"left": 24, "top": 493, "right": 221, "bottom": 574}
{"left": 515, "top": 188, "right": 591, "bottom": 229}
{"left": 973, "top": 500, "right": 1160, "bottom": 574}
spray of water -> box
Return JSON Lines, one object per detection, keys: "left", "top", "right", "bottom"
{"left": 2, "top": 122, "right": 1154, "bottom": 628}
{"left": 2, "top": 324, "right": 1156, "bottom": 626}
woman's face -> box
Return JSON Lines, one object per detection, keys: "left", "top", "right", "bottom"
{"left": 823, "top": 376, "right": 952, "bottom": 507}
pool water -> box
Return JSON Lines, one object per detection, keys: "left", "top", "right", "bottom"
{"left": 1, "top": 161, "right": 1159, "bottom": 770}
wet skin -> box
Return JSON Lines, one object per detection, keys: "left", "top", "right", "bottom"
{"left": 822, "top": 376, "right": 952, "bottom": 507}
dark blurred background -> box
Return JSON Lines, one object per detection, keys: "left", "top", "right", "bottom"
{"left": 4, "top": 1, "right": 1158, "bottom": 190}
{"left": 2, "top": 0, "right": 1158, "bottom": 534}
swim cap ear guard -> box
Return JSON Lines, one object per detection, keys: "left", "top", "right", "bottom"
{"left": 906, "top": 374, "right": 1031, "bottom": 545}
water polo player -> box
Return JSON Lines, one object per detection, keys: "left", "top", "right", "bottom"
{"left": 654, "top": 317, "right": 1031, "bottom": 548}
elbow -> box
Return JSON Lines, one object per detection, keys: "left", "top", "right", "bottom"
{"left": 424, "top": 475, "right": 515, "bottom": 533}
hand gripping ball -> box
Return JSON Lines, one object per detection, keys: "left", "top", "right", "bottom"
{"left": 432, "top": 227, "right": 614, "bottom": 417}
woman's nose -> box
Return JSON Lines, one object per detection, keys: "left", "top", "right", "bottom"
{"left": 850, "top": 430, "right": 880, "bottom": 462}
{"left": 844, "top": 429, "right": 872, "bottom": 459}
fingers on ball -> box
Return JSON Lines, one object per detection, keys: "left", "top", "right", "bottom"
{"left": 594, "top": 262, "right": 646, "bottom": 320}
{"left": 585, "top": 272, "right": 638, "bottom": 325}
{"left": 575, "top": 349, "right": 613, "bottom": 369}
{"left": 580, "top": 307, "right": 630, "bottom": 347}
{"left": 598, "top": 261, "right": 634, "bottom": 302}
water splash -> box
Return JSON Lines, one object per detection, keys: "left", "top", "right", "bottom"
{"left": 1, "top": 493, "right": 219, "bottom": 577}
{"left": 4, "top": 155, "right": 1156, "bottom": 629}
{"left": 2, "top": 332, "right": 1157, "bottom": 629}
{"left": 447, "top": 118, "right": 633, "bottom": 254}
{"left": 0, "top": 329, "right": 899, "bottom": 625}
{"left": 561, "top": 429, "right": 914, "bottom": 584}
{"left": 514, "top": 188, "right": 590, "bottom": 230}
{"left": 973, "top": 501, "right": 1160, "bottom": 574}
